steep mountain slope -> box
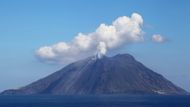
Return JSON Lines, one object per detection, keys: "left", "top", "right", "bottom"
{"left": 1, "top": 54, "right": 188, "bottom": 95}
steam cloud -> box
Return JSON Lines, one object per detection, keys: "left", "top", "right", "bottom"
{"left": 152, "top": 34, "right": 166, "bottom": 43}
{"left": 36, "top": 13, "right": 144, "bottom": 64}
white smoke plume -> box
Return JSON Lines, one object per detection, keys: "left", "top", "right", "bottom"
{"left": 36, "top": 13, "right": 144, "bottom": 64}
{"left": 96, "top": 42, "right": 107, "bottom": 58}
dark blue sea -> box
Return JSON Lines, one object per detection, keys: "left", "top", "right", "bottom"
{"left": 0, "top": 95, "right": 190, "bottom": 107}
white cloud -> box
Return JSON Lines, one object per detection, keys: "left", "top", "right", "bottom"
{"left": 36, "top": 13, "right": 144, "bottom": 64}
{"left": 152, "top": 34, "right": 166, "bottom": 43}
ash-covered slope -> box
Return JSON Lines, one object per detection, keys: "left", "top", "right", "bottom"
{"left": 1, "top": 54, "right": 188, "bottom": 95}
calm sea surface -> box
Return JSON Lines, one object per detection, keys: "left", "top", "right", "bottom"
{"left": 0, "top": 95, "right": 190, "bottom": 107}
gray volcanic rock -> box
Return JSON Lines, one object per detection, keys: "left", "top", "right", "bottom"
{"left": 1, "top": 54, "right": 188, "bottom": 95}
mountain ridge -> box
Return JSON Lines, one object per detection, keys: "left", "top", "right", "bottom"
{"left": 1, "top": 53, "right": 189, "bottom": 95}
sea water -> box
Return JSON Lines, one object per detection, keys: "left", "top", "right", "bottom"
{"left": 0, "top": 95, "right": 190, "bottom": 107}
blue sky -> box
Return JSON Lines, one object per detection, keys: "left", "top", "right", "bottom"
{"left": 0, "top": 0, "right": 190, "bottom": 92}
